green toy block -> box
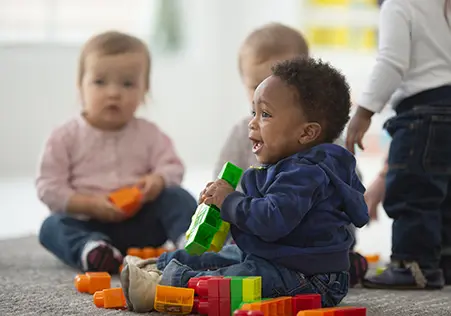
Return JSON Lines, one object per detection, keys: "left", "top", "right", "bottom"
{"left": 185, "top": 204, "right": 222, "bottom": 255}
{"left": 218, "top": 162, "right": 243, "bottom": 189}
{"left": 225, "top": 276, "right": 245, "bottom": 313}
{"left": 185, "top": 162, "right": 243, "bottom": 255}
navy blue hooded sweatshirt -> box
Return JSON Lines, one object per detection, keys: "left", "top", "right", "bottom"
{"left": 221, "top": 143, "right": 369, "bottom": 275}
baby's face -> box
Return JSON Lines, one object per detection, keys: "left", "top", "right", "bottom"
{"left": 79, "top": 52, "right": 148, "bottom": 130}
{"left": 249, "top": 75, "right": 309, "bottom": 164}
{"left": 240, "top": 53, "right": 299, "bottom": 104}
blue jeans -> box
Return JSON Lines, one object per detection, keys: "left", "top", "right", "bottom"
{"left": 156, "top": 245, "right": 349, "bottom": 308}
{"left": 384, "top": 96, "right": 451, "bottom": 269}
{"left": 39, "top": 187, "right": 197, "bottom": 270}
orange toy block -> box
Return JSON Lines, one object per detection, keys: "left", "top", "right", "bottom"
{"left": 126, "top": 247, "right": 168, "bottom": 259}
{"left": 127, "top": 247, "right": 143, "bottom": 257}
{"left": 364, "top": 254, "right": 380, "bottom": 264}
{"left": 241, "top": 297, "right": 290, "bottom": 316}
{"left": 108, "top": 186, "right": 143, "bottom": 217}
{"left": 143, "top": 247, "right": 158, "bottom": 258}
{"left": 93, "top": 287, "right": 127, "bottom": 309}
{"left": 154, "top": 285, "right": 195, "bottom": 314}
{"left": 74, "top": 272, "right": 111, "bottom": 294}
{"left": 297, "top": 307, "right": 366, "bottom": 316}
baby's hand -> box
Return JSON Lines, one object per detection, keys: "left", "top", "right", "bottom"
{"left": 136, "top": 173, "right": 165, "bottom": 202}
{"left": 203, "top": 179, "right": 234, "bottom": 209}
{"left": 198, "top": 182, "right": 214, "bottom": 204}
{"left": 89, "top": 196, "right": 127, "bottom": 222}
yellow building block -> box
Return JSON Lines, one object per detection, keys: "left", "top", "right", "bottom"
{"left": 242, "top": 276, "right": 261, "bottom": 302}
{"left": 154, "top": 285, "right": 194, "bottom": 315}
{"left": 209, "top": 221, "right": 230, "bottom": 252}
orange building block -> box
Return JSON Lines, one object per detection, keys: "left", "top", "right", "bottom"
{"left": 297, "top": 306, "right": 366, "bottom": 315}
{"left": 108, "top": 186, "right": 143, "bottom": 217}
{"left": 364, "top": 254, "right": 380, "bottom": 264}
{"left": 93, "top": 287, "right": 127, "bottom": 309}
{"left": 74, "top": 272, "right": 111, "bottom": 294}
{"left": 154, "top": 285, "right": 195, "bottom": 314}
{"left": 126, "top": 247, "right": 168, "bottom": 259}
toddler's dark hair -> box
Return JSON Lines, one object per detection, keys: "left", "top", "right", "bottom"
{"left": 272, "top": 57, "right": 351, "bottom": 143}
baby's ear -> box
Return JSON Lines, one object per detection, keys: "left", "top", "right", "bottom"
{"left": 298, "top": 122, "right": 322, "bottom": 144}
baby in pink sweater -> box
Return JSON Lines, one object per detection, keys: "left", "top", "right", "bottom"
{"left": 37, "top": 31, "right": 196, "bottom": 274}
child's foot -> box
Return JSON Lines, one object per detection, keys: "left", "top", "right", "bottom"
{"left": 348, "top": 251, "right": 368, "bottom": 287}
{"left": 123, "top": 255, "right": 158, "bottom": 271}
{"left": 81, "top": 240, "right": 123, "bottom": 274}
{"left": 439, "top": 255, "right": 451, "bottom": 285}
{"left": 362, "top": 261, "right": 444, "bottom": 289}
{"left": 120, "top": 256, "right": 162, "bottom": 312}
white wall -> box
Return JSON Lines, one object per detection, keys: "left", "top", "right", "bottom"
{"left": 0, "top": 0, "right": 384, "bottom": 178}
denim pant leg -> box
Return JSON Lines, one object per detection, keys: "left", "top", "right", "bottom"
{"left": 383, "top": 107, "right": 451, "bottom": 269}
{"left": 106, "top": 186, "right": 197, "bottom": 253}
{"left": 149, "top": 186, "right": 197, "bottom": 244}
{"left": 442, "top": 174, "right": 451, "bottom": 256}
{"left": 157, "top": 245, "right": 244, "bottom": 271}
{"left": 39, "top": 214, "right": 109, "bottom": 269}
{"left": 159, "top": 245, "right": 349, "bottom": 307}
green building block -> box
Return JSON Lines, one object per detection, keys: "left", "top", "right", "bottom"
{"left": 225, "top": 276, "right": 245, "bottom": 313}
{"left": 218, "top": 162, "right": 243, "bottom": 189}
{"left": 185, "top": 204, "right": 222, "bottom": 255}
{"left": 185, "top": 162, "right": 243, "bottom": 255}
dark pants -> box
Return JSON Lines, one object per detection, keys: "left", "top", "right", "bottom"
{"left": 157, "top": 245, "right": 349, "bottom": 308}
{"left": 39, "top": 186, "right": 197, "bottom": 270}
{"left": 384, "top": 86, "right": 451, "bottom": 269}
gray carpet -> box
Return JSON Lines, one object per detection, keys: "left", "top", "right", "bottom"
{"left": 0, "top": 236, "right": 450, "bottom": 316}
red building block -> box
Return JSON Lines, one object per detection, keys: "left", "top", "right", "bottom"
{"left": 292, "top": 294, "right": 322, "bottom": 315}
{"left": 188, "top": 276, "right": 223, "bottom": 297}
{"left": 218, "top": 278, "right": 231, "bottom": 316}
{"left": 189, "top": 277, "right": 229, "bottom": 316}
{"left": 334, "top": 307, "right": 367, "bottom": 315}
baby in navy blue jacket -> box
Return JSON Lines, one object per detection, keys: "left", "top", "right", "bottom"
{"left": 120, "top": 57, "right": 369, "bottom": 312}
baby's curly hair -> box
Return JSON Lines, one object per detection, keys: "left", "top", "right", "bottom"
{"left": 272, "top": 57, "right": 351, "bottom": 143}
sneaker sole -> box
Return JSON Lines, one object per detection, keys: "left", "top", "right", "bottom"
{"left": 362, "top": 281, "right": 444, "bottom": 290}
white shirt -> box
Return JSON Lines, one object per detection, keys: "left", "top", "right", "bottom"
{"left": 359, "top": 0, "right": 451, "bottom": 113}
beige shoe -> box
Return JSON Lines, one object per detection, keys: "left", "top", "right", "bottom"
{"left": 120, "top": 258, "right": 162, "bottom": 312}
{"left": 123, "top": 255, "right": 158, "bottom": 271}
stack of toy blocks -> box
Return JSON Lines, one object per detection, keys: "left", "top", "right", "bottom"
{"left": 237, "top": 293, "right": 366, "bottom": 316}
{"left": 186, "top": 275, "right": 261, "bottom": 316}
{"left": 185, "top": 162, "right": 243, "bottom": 255}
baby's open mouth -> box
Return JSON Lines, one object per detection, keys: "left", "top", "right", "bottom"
{"left": 250, "top": 137, "right": 263, "bottom": 154}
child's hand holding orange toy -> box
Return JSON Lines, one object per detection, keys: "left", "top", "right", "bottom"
{"left": 136, "top": 173, "right": 165, "bottom": 202}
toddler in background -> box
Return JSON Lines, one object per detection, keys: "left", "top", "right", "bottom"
{"left": 119, "top": 57, "right": 369, "bottom": 313}
{"left": 36, "top": 31, "right": 197, "bottom": 274}
{"left": 346, "top": 0, "right": 451, "bottom": 289}
{"left": 213, "top": 22, "right": 368, "bottom": 287}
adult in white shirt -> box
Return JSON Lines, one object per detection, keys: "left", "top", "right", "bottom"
{"left": 346, "top": 0, "right": 451, "bottom": 289}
